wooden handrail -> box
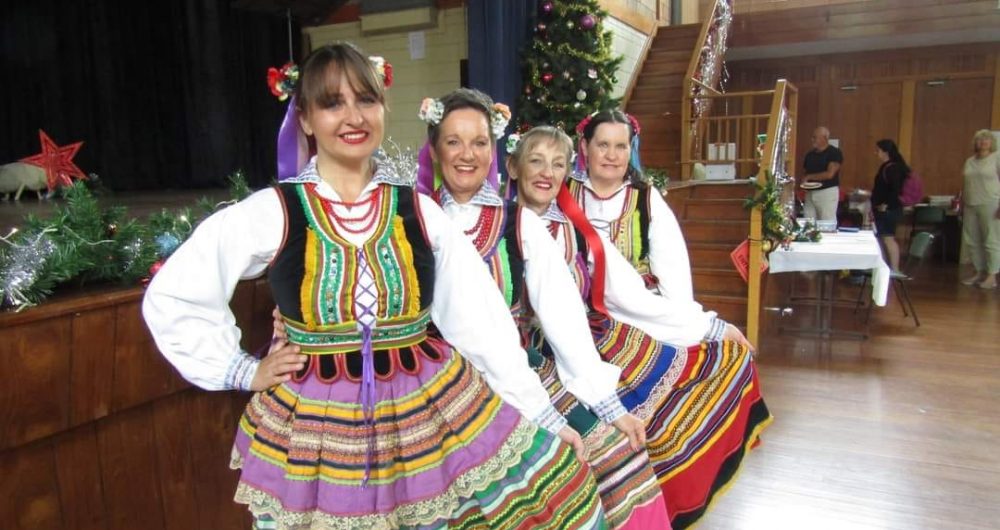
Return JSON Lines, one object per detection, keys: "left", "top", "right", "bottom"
{"left": 680, "top": 0, "right": 731, "bottom": 179}
{"left": 688, "top": 114, "right": 771, "bottom": 122}
{"left": 689, "top": 89, "right": 776, "bottom": 99}
{"left": 746, "top": 78, "right": 798, "bottom": 344}
{"left": 690, "top": 77, "right": 723, "bottom": 95}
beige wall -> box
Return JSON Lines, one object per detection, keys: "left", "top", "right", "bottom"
{"left": 303, "top": 7, "right": 468, "bottom": 150}
{"left": 606, "top": 16, "right": 651, "bottom": 100}
{"left": 681, "top": 0, "right": 699, "bottom": 23}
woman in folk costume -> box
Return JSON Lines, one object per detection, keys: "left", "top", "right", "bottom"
{"left": 415, "top": 88, "right": 671, "bottom": 530}
{"left": 569, "top": 110, "right": 693, "bottom": 303}
{"left": 142, "top": 43, "right": 607, "bottom": 529}
{"left": 507, "top": 126, "right": 772, "bottom": 529}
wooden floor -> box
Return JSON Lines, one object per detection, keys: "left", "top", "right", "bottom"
{"left": 702, "top": 263, "right": 1000, "bottom": 529}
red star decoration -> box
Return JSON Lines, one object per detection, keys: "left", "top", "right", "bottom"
{"left": 20, "top": 130, "right": 87, "bottom": 192}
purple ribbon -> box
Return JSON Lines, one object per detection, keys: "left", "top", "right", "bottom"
{"left": 277, "top": 96, "right": 310, "bottom": 180}
{"left": 359, "top": 322, "right": 375, "bottom": 487}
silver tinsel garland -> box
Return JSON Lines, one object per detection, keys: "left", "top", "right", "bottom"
{"left": 0, "top": 229, "right": 56, "bottom": 311}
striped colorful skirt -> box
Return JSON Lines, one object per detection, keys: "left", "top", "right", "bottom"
{"left": 588, "top": 317, "right": 772, "bottom": 529}
{"left": 525, "top": 341, "right": 671, "bottom": 530}
{"left": 230, "top": 336, "right": 607, "bottom": 529}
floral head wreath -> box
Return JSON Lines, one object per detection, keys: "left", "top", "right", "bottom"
{"left": 267, "top": 62, "right": 299, "bottom": 101}
{"left": 416, "top": 97, "right": 511, "bottom": 195}
{"left": 573, "top": 110, "right": 644, "bottom": 175}
{"left": 418, "top": 98, "right": 511, "bottom": 139}
{"left": 271, "top": 55, "right": 394, "bottom": 180}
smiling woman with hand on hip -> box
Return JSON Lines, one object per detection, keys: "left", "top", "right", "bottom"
{"left": 142, "top": 43, "right": 606, "bottom": 529}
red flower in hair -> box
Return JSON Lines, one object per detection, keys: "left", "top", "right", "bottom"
{"left": 383, "top": 62, "right": 394, "bottom": 88}
{"left": 626, "top": 114, "right": 642, "bottom": 136}
{"left": 266, "top": 62, "right": 299, "bottom": 101}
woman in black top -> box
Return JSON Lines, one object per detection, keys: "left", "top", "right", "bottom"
{"left": 872, "top": 139, "right": 909, "bottom": 274}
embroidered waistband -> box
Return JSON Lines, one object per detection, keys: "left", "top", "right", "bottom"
{"left": 283, "top": 310, "right": 432, "bottom": 354}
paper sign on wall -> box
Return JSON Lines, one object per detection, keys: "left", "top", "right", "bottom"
{"left": 408, "top": 31, "right": 425, "bottom": 60}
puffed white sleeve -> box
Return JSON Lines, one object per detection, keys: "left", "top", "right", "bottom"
{"left": 518, "top": 209, "right": 626, "bottom": 423}
{"left": 141, "top": 188, "right": 285, "bottom": 391}
{"left": 596, "top": 236, "right": 727, "bottom": 346}
{"left": 648, "top": 190, "right": 695, "bottom": 302}
{"left": 417, "top": 195, "right": 568, "bottom": 435}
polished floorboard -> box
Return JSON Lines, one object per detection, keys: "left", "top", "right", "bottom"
{"left": 702, "top": 264, "right": 1000, "bottom": 529}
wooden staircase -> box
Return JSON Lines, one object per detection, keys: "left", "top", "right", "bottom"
{"left": 625, "top": 23, "right": 702, "bottom": 173}
{"left": 665, "top": 182, "right": 755, "bottom": 328}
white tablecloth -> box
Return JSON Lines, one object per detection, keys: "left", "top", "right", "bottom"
{"left": 768, "top": 231, "right": 890, "bottom": 306}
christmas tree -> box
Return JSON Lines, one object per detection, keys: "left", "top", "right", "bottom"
{"left": 516, "top": 0, "right": 623, "bottom": 132}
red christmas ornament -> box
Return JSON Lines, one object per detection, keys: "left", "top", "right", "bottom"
{"left": 541, "top": 72, "right": 554, "bottom": 84}
{"left": 20, "top": 130, "right": 87, "bottom": 192}
{"left": 149, "top": 260, "right": 165, "bottom": 277}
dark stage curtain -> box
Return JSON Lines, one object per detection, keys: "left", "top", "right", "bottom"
{"left": 1, "top": 0, "right": 299, "bottom": 190}
{"left": 466, "top": 0, "right": 537, "bottom": 124}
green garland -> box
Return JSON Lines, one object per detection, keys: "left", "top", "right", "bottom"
{"left": 743, "top": 174, "right": 820, "bottom": 253}
{"left": 0, "top": 172, "right": 251, "bottom": 311}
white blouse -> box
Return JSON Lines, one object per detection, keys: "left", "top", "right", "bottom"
{"left": 438, "top": 186, "right": 626, "bottom": 422}
{"left": 571, "top": 174, "right": 694, "bottom": 303}
{"left": 142, "top": 162, "right": 567, "bottom": 434}
{"left": 542, "top": 206, "right": 725, "bottom": 346}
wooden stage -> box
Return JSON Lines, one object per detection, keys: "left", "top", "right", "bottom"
{"left": 1, "top": 191, "right": 998, "bottom": 528}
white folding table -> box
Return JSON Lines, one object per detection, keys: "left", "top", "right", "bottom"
{"left": 768, "top": 231, "right": 890, "bottom": 339}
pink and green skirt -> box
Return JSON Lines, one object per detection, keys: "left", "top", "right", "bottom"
{"left": 231, "top": 337, "right": 607, "bottom": 529}
{"left": 526, "top": 344, "right": 671, "bottom": 530}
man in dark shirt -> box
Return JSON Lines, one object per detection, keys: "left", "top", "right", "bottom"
{"left": 802, "top": 126, "right": 843, "bottom": 221}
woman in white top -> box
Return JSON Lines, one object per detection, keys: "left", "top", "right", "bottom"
{"left": 961, "top": 129, "right": 1000, "bottom": 289}
{"left": 416, "top": 88, "right": 669, "bottom": 530}
{"left": 568, "top": 110, "right": 693, "bottom": 303}
{"left": 142, "top": 43, "right": 606, "bottom": 529}
{"left": 507, "top": 126, "right": 771, "bottom": 530}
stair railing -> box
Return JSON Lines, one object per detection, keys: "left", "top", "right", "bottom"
{"left": 747, "top": 79, "right": 797, "bottom": 344}
{"left": 680, "top": 0, "right": 732, "bottom": 179}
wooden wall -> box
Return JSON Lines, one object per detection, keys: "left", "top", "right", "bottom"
{"left": 728, "top": 43, "right": 1000, "bottom": 196}
{"left": 719, "top": 0, "right": 1000, "bottom": 46}
{"left": 0, "top": 281, "right": 275, "bottom": 529}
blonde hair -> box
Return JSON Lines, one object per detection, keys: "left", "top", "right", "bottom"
{"left": 972, "top": 129, "right": 997, "bottom": 154}
{"left": 508, "top": 126, "right": 574, "bottom": 170}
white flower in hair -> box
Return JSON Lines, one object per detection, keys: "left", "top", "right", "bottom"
{"left": 418, "top": 97, "right": 445, "bottom": 125}
{"left": 368, "top": 56, "right": 393, "bottom": 87}
{"left": 505, "top": 133, "right": 521, "bottom": 154}
{"left": 491, "top": 103, "right": 511, "bottom": 138}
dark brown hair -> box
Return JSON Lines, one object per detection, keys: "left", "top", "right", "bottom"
{"left": 427, "top": 88, "right": 495, "bottom": 145}
{"left": 295, "top": 43, "right": 385, "bottom": 115}
{"left": 579, "top": 109, "right": 646, "bottom": 189}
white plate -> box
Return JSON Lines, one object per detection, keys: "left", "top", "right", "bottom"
{"left": 800, "top": 182, "right": 822, "bottom": 190}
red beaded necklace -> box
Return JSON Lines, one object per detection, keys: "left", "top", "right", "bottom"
{"left": 465, "top": 206, "right": 500, "bottom": 254}
{"left": 464, "top": 206, "right": 497, "bottom": 251}
{"left": 320, "top": 185, "right": 383, "bottom": 235}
